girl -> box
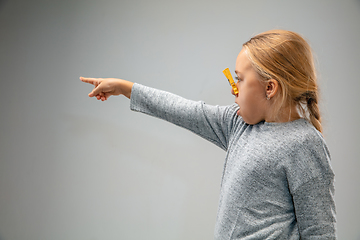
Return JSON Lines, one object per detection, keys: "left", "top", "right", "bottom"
{"left": 80, "top": 30, "right": 336, "bottom": 239}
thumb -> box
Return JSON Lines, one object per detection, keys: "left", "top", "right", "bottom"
{"left": 88, "top": 84, "right": 102, "bottom": 97}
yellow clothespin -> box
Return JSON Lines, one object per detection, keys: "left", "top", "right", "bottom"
{"left": 223, "top": 68, "right": 238, "bottom": 95}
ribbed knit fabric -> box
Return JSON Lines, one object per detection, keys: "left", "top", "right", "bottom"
{"left": 130, "top": 83, "right": 336, "bottom": 239}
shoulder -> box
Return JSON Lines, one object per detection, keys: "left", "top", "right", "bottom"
{"left": 280, "top": 119, "right": 334, "bottom": 193}
{"left": 288, "top": 119, "right": 330, "bottom": 161}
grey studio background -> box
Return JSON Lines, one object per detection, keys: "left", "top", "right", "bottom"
{"left": 0, "top": 0, "right": 359, "bottom": 239}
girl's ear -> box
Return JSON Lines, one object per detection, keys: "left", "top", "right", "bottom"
{"left": 265, "top": 79, "right": 279, "bottom": 99}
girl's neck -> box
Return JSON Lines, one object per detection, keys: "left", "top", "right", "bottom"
{"left": 265, "top": 104, "right": 300, "bottom": 123}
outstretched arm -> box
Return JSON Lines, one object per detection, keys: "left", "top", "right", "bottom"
{"left": 80, "top": 78, "right": 239, "bottom": 150}
{"left": 80, "top": 77, "right": 134, "bottom": 100}
{"left": 130, "top": 83, "right": 241, "bottom": 150}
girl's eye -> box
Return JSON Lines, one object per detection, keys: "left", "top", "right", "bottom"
{"left": 235, "top": 76, "right": 241, "bottom": 82}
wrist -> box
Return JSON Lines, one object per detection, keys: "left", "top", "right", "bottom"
{"left": 121, "top": 80, "right": 134, "bottom": 99}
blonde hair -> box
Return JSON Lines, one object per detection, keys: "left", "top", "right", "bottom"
{"left": 243, "top": 30, "right": 322, "bottom": 132}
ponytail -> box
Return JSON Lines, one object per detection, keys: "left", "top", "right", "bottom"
{"left": 296, "top": 91, "right": 322, "bottom": 133}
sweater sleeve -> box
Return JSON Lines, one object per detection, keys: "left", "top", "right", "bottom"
{"left": 286, "top": 130, "right": 336, "bottom": 239}
{"left": 292, "top": 176, "right": 336, "bottom": 239}
{"left": 129, "top": 83, "right": 239, "bottom": 150}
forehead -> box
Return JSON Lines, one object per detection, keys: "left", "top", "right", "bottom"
{"left": 235, "top": 48, "right": 253, "bottom": 74}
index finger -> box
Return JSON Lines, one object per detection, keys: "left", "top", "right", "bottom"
{"left": 80, "top": 77, "right": 102, "bottom": 85}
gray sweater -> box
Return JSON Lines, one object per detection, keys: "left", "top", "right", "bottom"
{"left": 130, "top": 83, "right": 336, "bottom": 239}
